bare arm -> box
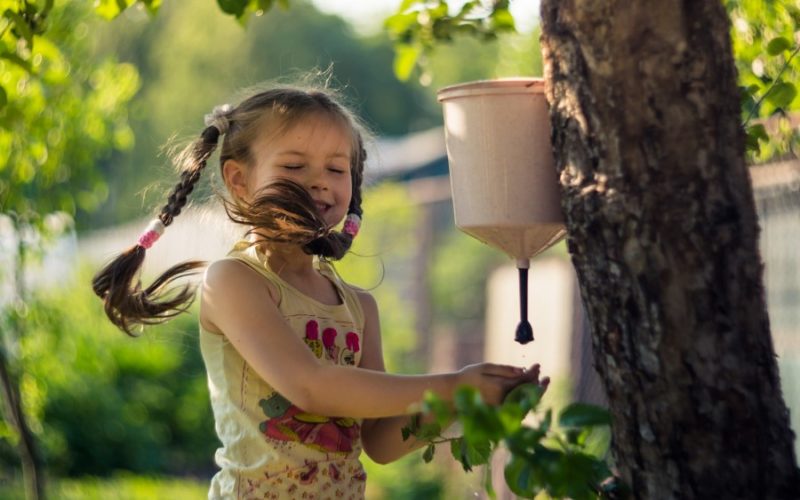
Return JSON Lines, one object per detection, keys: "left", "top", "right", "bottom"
{"left": 357, "top": 291, "right": 443, "bottom": 464}
{"left": 357, "top": 292, "right": 547, "bottom": 464}
{"left": 200, "top": 260, "right": 523, "bottom": 420}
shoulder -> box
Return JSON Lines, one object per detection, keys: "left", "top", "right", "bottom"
{"left": 203, "top": 258, "right": 263, "bottom": 292}
{"left": 200, "top": 259, "right": 280, "bottom": 333}
{"left": 353, "top": 289, "right": 379, "bottom": 324}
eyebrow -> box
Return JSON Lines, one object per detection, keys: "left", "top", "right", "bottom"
{"left": 277, "top": 150, "right": 350, "bottom": 159}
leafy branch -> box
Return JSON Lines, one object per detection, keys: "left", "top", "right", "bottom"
{"left": 385, "top": 0, "right": 516, "bottom": 81}
{"left": 739, "top": 29, "right": 800, "bottom": 158}
{"left": 402, "top": 385, "right": 625, "bottom": 499}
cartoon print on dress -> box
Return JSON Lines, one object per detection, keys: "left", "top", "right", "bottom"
{"left": 322, "top": 327, "right": 339, "bottom": 361}
{"left": 339, "top": 331, "right": 360, "bottom": 366}
{"left": 258, "top": 391, "right": 360, "bottom": 454}
{"left": 304, "top": 320, "right": 323, "bottom": 359}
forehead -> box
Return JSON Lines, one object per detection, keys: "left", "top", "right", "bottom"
{"left": 254, "top": 112, "right": 354, "bottom": 158}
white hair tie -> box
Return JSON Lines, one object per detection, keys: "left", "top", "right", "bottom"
{"left": 204, "top": 104, "right": 233, "bottom": 135}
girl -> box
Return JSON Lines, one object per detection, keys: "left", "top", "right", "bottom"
{"left": 93, "top": 85, "right": 548, "bottom": 499}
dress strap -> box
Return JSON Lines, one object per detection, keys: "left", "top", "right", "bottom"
{"left": 225, "top": 240, "right": 285, "bottom": 304}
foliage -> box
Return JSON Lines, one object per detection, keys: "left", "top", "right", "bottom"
{"left": 385, "top": 0, "right": 516, "bottom": 81}
{"left": 84, "top": 0, "right": 443, "bottom": 229}
{"left": 726, "top": 0, "right": 800, "bottom": 161}
{"left": 0, "top": 474, "right": 208, "bottom": 500}
{"left": 336, "top": 182, "right": 421, "bottom": 373}
{"left": 402, "top": 385, "right": 620, "bottom": 499}
{"left": 0, "top": 2, "right": 139, "bottom": 225}
{"left": 0, "top": 265, "right": 216, "bottom": 478}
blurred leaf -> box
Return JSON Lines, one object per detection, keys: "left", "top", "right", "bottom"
{"left": 422, "top": 391, "right": 453, "bottom": 427}
{"left": 416, "top": 422, "right": 442, "bottom": 440}
{"left": 257, "top": 0, "right": 274, "bottom": 12}
{"left": 490, "top": 8, "right": 515, "bottom": 32}
{"left": 217, "top": 0, "right": 248, "bottom": 17}
{"left": 422, "top": 443, "right": 435, "bottom": 463}
{"left": 0, "top": 85, "right": 6, "bottom": 109}
{"left": 559, "top": 403, "right": 611, "bottom": 428}
{"left": 766, "top": 36, "right": 792, "bottom": 55}
{"left": 766, "top": 80, "right": 797, "bottom": 108}
{"left": 393, "top": 43, "right": 422, "bottom": 81}
{"left": 504, "top": 455, "right": 536, "bottom": 497}
{"left": 93, "top": 0, "right": 136, "bottom": 20}
{"left": 747, "top": 123, "right": 769, "bottom": 142}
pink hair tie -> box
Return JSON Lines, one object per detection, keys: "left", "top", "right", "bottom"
{"left": 342, "top": 213, "right": 361, "bottom": 238}
{"left": 137, "top": 219, "right": 166, "bottom": 249}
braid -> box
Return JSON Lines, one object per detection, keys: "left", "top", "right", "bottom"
{"left": 91, "top": 125, "right": 221, "bottom": 335}
{"left": 348, "top": 136, "right": 366, "bottom": 217}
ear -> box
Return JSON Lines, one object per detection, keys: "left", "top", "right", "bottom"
{"left": 222, "top": 159, "right": 250, "bottom": 201}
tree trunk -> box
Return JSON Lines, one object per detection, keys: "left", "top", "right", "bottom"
{"left": 1, "top": 220, "right": 46, "bottom": 499}
{"left": 539, "top": 1, "right": 800, "bottom": 497}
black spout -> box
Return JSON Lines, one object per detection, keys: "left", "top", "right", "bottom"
{"left": 515, "top": 265, "right": 534, "bottom": 344}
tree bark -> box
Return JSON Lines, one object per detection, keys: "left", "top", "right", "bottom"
{"left": 539, "top": 1, "right": 800, "bottom": 498}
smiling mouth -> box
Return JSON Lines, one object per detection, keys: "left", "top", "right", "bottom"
{"left": 314, "top": 201, "right": 331, "bottom": 214}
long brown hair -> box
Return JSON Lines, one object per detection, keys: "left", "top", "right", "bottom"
{"left": 92, "top": 86, "right": 368, "bottom": 335}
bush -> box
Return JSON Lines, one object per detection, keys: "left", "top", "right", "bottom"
{"left": 1, "top": 264, "right": 217, "bottom": 478}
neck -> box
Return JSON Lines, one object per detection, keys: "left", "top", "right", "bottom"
{"left": 247, "top": 233, "right": 315, "bottom": 275}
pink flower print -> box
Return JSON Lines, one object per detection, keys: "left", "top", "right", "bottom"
{"left": 305, "top": 320, "right": 323, "bottom": 359}
{"left": 346, "top": 332, "right": 360, "bottom": 352}
{"left": 322, "top": 327, "right": 339, "bottom": 361}
{"left": 339, "top": 332, "right": 360, "bottom": 366}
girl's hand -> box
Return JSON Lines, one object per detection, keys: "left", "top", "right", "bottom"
{"left": 457, "top": 362, "right": 549, "bottom": 405}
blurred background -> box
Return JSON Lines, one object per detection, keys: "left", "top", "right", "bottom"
{"left": 1, "top": 0, "right": 798, "bottom": 498}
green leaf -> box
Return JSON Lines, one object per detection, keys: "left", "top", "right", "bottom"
{"left": 393, "top": 43, "right": 422, "bottom": 81}
{"left": 422, "top": 390, "right": 453, "bottom": 427}
{"left": 504, "top": 455, "right": 537, "bottom": 497}
{"left": 401, "top": 425, "right": 411, "bottom": 442}
{"left": 450, "top": 437, "right": 471, "bottom": 472}
{"left": 747, "top": 123, "right": 769, "bottom": 142}
{"left": 767, "top": 36, "right": 792, "bottom": 56}
{"left": 4, "top": 9, "right": 34, "bottom": 45}
{"left": 490, "top": 8, "right": 516, "bottom": 32}
{"left": 93, "top": 0, "right": 134, "bottom": 20}
{"left": 0, "top": 85, "right": 7, "bottom": 109}
{"left": 504, "top": 383, "right": 544, "bottom": 413}
{"left": 217, "top": 0, "right": 248, "bottom": 17}
{"left": 745, "top": 132, "right": 761, "bottom": 154}
{"left": 422, "top": 443, "right": 436, "bottom": 463}
{"left": 417, "top": 422, "right": 442, "bottom": 440}
{"left": 558, "top": 403, "right": 611, "bottom": 428}
{"left": 465, "top": 438, "right": 493, "bottom": 467}
{"left": 766, "top": 81, "right": 797, "bottom": 109}
{"left": 257, "top": 0, "right": 274, "bottom": 12}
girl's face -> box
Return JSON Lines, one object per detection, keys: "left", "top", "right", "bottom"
{"left": 226, "top": 113, "right": 354, "bottom": 228}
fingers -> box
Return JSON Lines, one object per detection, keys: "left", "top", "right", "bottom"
{"left": 482, "top": 363, "right": 526, "bottom": 378}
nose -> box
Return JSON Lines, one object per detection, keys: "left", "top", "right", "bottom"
{"left": 306, "top": 167, "right": 328, "bottom": 192}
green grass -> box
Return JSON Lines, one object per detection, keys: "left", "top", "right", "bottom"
{"left": 0, "top": 475, "right": 208, "bottom": 500}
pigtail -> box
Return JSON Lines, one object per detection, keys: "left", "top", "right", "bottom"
{"left": 91, "top": 126, "right": 221, "bottom": 335}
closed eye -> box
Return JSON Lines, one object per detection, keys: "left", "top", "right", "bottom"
{"left": 282, "top": 165, "right": 303, "bottom": 170}
{"left": 328, "top": 166, "right": 347, "bottom": 174}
